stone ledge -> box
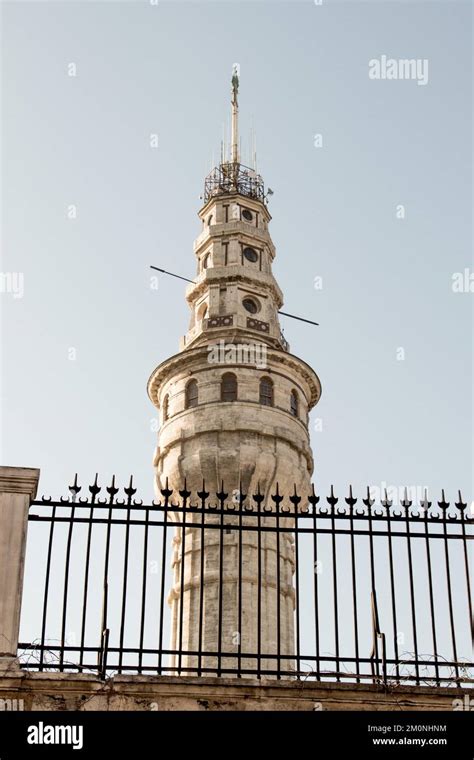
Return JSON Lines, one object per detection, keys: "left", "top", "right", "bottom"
{"left": 0, "top": 671, "right": 470, "bottom": 712}
{"left": 0, "top": 467, "right": 40, "bottom": 498}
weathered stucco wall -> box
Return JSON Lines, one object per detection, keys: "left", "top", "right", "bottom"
{"left": 0, "top": 670, "right": 469, "bottom": 712}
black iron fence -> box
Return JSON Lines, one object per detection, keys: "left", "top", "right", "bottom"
{"left": 18, "top": 477, "right": 473, "bottom": 686}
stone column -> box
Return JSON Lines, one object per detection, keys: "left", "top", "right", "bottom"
{"left": 168, "top": 511, "right": 297, "bottom": 677}
{"left": 0, "top": 467, "right": 40, "bottom": 669}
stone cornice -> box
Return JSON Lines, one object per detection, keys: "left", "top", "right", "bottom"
{"left": 194, "top": 221, "right": 275, "bottom": 257}
{"left": 198, "top": 193, "right": 272, "bottom": 224}
{"left": 185, "top": 327, "right": 283, "bottom": 353}
{"left": 0, "top": 467, "right": 40, "bottom": 499}
{"left": 271, "top": 352, "right": 322, "bottom": 407}
{"left": 185, "top": 267, "right": 284, "bottom": 307}
{"left": 147, "top": 346, "right": 321, "bottom": 408}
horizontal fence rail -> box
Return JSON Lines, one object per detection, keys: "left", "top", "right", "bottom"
{"left": 18, "top": 476, "right": 473, "bottom": 687}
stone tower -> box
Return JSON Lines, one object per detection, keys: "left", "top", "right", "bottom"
{"left": 148, "top": 68, "right": 321, "bottom": 674}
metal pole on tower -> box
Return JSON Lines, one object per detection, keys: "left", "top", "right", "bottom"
{"left": 231, "top": 65, "right": 239, "bottom": 164}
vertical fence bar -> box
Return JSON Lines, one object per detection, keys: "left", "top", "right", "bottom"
{"left": 275, "top": 490, "right": 282, "bottom": 679}
{"left": 370, "top": 590, "right": 387, "bottom": 685}
{"left": 272, "top": 486, "right": 284, "bottom": 676}
{"left": 118, "top": 477, "right": 135, "bottom": 674}
{"left": 79, "top": 475, "right": 102, "bottom": 669}
{"left": 39, "top": 504, "right": 57, "bottom": 672}
{"left": 98, "top": 623, "right": 109, "bottom": 681}
{"left": 252, "top": 485, "right": 265, "bottom": 677}
{"left": 402, "top": 492, "right": 420, "bottom": 685}
{"left": 328, "top": 486, "right": 340, "bottom": 681}
{"left": 216, "top": 483, "right": 226, "bottom": 677}
{"left": 309, "top": 486, "right": 320, "bottom": 680}
{"left": 365, "top": 489, "right": 376, "bottom": 590}
{"left": 197, "top": 482, "right": 208, "bottom": 677}
{"left": 237, "top": 488, "right": 244, "bottom": 677}
{"left": 382, "top": 491, "right": 400, "bottom": 683}
{"left": 456, "top": 493, "right": 473, "bottom": 640}
{"left": 177, "top": 482, "right": 190, "bottom": 675}
{"left": 157, "top": 481, "right": 171, "bottom": 675}
{"left": 292, "top": 488, "right": 301, "bottom": 679}
{"left": 439, "top": 491, "right": 459, "bottom": 682}
{"left": 346, "top": 486, "right": 359, "bottom": 682}
{"left": 138, "top": 503, "right": 150, "bottom": 674}
{"left": 117, "top": 508, "right": 130, "bottom": 675}
{"left": 256, "top": 489, "right": 262, "bottom": 679}
{"left": 364, "top": 488, "right": 377, "bottom": 681}
{"left": 100, "top": 480, "right": 115, "bottom": 676}
{"left": 421, "top": 491, "right": 439, "bottom": 686}
{"left": 59, "top": 496, "right": 77, "bottom": 671}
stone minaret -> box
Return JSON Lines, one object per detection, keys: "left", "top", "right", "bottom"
{"left": 148, "top": 68, "right": 321, "bottom": 675}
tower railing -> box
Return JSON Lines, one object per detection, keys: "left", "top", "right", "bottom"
{"left": 17, "top": 477, "right": 473, "bottom": 687}
{"left": 204, "top": 162, "right": 265, "bottom": 203}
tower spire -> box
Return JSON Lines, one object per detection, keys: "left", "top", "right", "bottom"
{"left": 204, "top": 71, "right": 264, "bottom": 202}
{"left": 231, "top": 64, "right": 239, "bottom": 164}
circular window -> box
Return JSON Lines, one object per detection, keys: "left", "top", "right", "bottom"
{"left": 242, "top": 209, "right": 253, "bottom": 222}
{"left": 243, "top": 246, "right": 258, "bottom": 263}
{"left": 243, "top": 297, "right": 260, "bottom": 314}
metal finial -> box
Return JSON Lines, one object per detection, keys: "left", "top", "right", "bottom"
{"left": 346, "top": 484, "right": 357, "bottom": 510}
{"left": 69, "top": 473, "right": 81, "bottom": 502}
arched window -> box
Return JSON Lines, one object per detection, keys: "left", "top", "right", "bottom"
{"left": 185, "top": 379, "right": 198, "bottom": 409}
{"left": 197, "top": 302, "right": 208, "bottom": 322}
{"left": 290, "top": 389, "right": 299, "bottom": 418}
{"left": 162, "top": 394, "right": 169, "bottom": 422}
{"left": 221, "top": 372, "right": 237, "bottom": 402}
{"left": 259, "top": 377, "right": 273, "bottom": 406}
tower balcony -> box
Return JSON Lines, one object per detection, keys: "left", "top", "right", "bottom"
{"left": 180, "top": 313, "right": 290, "bottom": 352}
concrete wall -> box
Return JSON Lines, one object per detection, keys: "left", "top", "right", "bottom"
{"left": 0, "top": 467, "right": 39, "bottom": 668}
{"left": 0, "top": 671, "right": 469, "bottom": 712}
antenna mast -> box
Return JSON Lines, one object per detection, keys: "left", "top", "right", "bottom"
{"left": 231, "top": 64, "right": 239, "bottom": 164}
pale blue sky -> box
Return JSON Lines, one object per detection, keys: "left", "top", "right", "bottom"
{"left": 1, "top": 0, "right": 472, "bottom": 505}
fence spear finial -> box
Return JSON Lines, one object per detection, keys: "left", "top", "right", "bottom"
{"left": 69, "top": 473, "right": 81, "bottom": 502}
